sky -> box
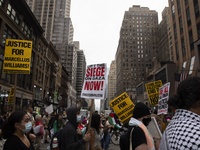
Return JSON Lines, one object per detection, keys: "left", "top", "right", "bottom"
{"left": 70, "top": 0, "right": 169, "bottom": 110}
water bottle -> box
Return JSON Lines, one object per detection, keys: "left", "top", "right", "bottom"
{"left": 52, "top": 137, "right": 59, "bottom": 150}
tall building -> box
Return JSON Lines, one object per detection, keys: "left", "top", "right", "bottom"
{"left": 75, "top": 43, "right": 86, "bottom": 103}
{"left": 158, "top": 7, "right": 173, "bottom": 61}
{"left": 25, "top": 0, "right": 73, "bottom": 43}
{"left": 168, "top": 0, "right": 199, "bottom": 77}
{"left": 116, "top": 5, "right": 158, "bottom": 96}
{"left": 108, "top": 60, "right": 116, "bottom": 109}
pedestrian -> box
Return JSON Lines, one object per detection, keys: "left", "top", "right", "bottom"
{"left": 89, "top": 113, "right": 102, "bottom": 150}
{"left": 62, "top": 111, "right": 68, "bottom": 125}
{"left": 52, "top": 114, "right": 63, "bottom": 133}
{"left": 1, "top": 111, "right": 35, "bottom": 150}
{"left": 34, "top": 114, "right": 44, "bottom": 150}
{"left": 27, "top": 107, "right": 35, "bottom": 134}
{"left": 120, "top": 102, "right": 155, "bottom": 150}
{"left": 42, "top": 111, "right": 49, "bottom": 143}
{"left": 59, "top": 107, "right": 90, "bottom": 149}
{"left": 159, "top": 77, "right": 200, "bottom": 150}
{"left": 102, "top": 116, "right": 112, "bottom": 150}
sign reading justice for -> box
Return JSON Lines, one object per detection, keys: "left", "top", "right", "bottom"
{"left": 3, "top": 39, "right": 32, "bottom": 74}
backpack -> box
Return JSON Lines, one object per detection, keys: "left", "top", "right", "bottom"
{"left": 50, "top": 128, "right": 63, "bottom": 149}
{"left": 119, "top": 126, "right": 134, "bottom": 150}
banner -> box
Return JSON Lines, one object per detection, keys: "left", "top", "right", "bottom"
{"left": 8, "top": 87, "right": 14, "bottom": 104}
{"left": 81, "top": 63, "right": 107, "bottom": 99}
{"left": 157, "top": 82, "right": 170, "bottom": 115}
{"left": 3, "top": 39, "right": 32, "bottom": 74}
{"left": 145, "top": 80, "right": 163, "bottom": 106}
{"left": 109, "top": 92, "right": 135, "bottom": 124}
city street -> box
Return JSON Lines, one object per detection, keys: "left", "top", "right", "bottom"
{"left": 41, "top": 143, "right": 120, "bottom": 150}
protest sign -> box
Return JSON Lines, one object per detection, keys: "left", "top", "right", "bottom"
{"left": 8, "top": 87, "right": 14, "bottom": 104}
{"left": 45, "top": 104, "right": 53, "bottom": 114}
{"left": 147, "top": 117, "right": 162, "bottom": 140}
{"left": 109, "top": 92, "right": 135, "bottom": 124}
{"left": 157, "top": 82, "right": 170, "bottom": 115}
{"left": 81, "top": 63, "right": 107, "bottom": 99}
{"left": 145, "top": 80, "right": 163, "bottom": 106}
{"left": 3, "top": 39, "right": 32, "bottom": 74}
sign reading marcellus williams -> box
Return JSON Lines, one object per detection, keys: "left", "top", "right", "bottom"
{"left": 3, "top": 39, "right": 32, "bottom": 74}
{"left": 81, "top": 63, "right": 107, "bottom": 99}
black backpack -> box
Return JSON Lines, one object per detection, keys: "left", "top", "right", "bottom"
{"left": 50, "top": 128, "right": 63, "bottom": 149}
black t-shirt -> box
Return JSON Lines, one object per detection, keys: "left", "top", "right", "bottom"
{"left": 127, "top": 126, "right": 147, "bottom": 150}
{"left": 3, "top": 135, "right": 34, "bottom": 150}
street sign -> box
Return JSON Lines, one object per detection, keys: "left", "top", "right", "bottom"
{"left": 3, "top": 39, "right": 32, "bottom": 74}
{"left": 8, "top": 87, "right": 14, "bottom": 104}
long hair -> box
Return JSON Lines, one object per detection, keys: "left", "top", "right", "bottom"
{"left": 52, "top": 114, "right": 62, "bottom": 129}
{"left": 91, "top": 113, "right": 100, "bottom": 134}
{"left": 1, "top": 111, "right": 26, "bottom": 139}
{"left": 168, "top": 77, "right": 200, "bottom": 109}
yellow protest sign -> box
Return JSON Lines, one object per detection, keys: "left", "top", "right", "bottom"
{"left": 8, "top": 87, "right": 14, "bottom": 104}
{"left": 109, "top": 92, "right": 135, "bottom": 124}
{"left": 145, "top": 80, "right": 163, "bottom": 106}
{"left": 3, "top": 39, "right": 32, "bottom": 74}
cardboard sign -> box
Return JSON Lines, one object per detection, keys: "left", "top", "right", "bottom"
{"left": 45, "top": 104, "right": 53, "bottom": 114}
{"left": 145, "top": 80, "right": 163, "bottom": 106}
{"left": 109, "top": 92, "right": 135, "bottom": 124}
{"left": 147, "top": 117, "right": 162, "bottom": 140}
{"left": 81, "top": 63, "right": 107, "bottom": 99}
{"left": 157, "top": 82, "right": 170, "bottom": 115}
{"left": 8, "top": 87, "right": 14, "bottom": 104}
{"left": 3, "top": 39, "right": 32, "bottom": 74}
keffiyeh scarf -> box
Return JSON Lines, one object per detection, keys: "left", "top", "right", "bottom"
{"left": 159, "top": 109, "right": 200, "bottom": 150}
{"left": 129, "top": 117, "right": 155, "bottom": 150}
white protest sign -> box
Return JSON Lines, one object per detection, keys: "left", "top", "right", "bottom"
{"left": 81, "top": 63, "right": 107, "bottom": 99}
{"left": 157, "top": 82, "right": 170, "bottom": 115}
{"left": 147, "top": 117, "right": 162, "bottom": 140}
{"left": 45, "top": 104, "right": 53, "bottom": 114}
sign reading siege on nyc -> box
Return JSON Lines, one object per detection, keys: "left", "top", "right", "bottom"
{"left": 81, "top": 63, "right": 107, "bottom": 99}
{"left": 109, "top": 92, "right": 135, "bottom": 124}
{"left": 145, "top": 80, "right": 163, "bottom": 106}
{"left": 3, "top": 39, "right": 32, "bottom": 74}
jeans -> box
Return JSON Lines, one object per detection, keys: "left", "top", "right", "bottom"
{"left": 101, "top": 132, "right": 111, "bottom": 149}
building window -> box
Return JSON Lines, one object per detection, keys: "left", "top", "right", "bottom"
{"left": 177, "top": 0, "right": 181, "bottom": 14}
{"left": 1, "top": 25, "right": 17, "bottom": 47}
{"left": 189, "top": 56, "right": 195, "bottom": 75}
{"left": 7, "top": 3, "right": 20, "bottom": 25}
{"left": 189, "top": 30, "right": 194, "bottom": 51}
{"left": 35, "top": 69, "right": 38, "bottom": 80}
{"left": 136, "top": 84, "right": 143, "bottom": 96}
{"left": 172, "top": 5, "right": 175, "bottom": 20}
{"left": 197, "top": 22, "right": 200, "bottom": 39}
{"left": 43, "top": 50, "right": 46, "bottom": 57}
{"left": 21, "top": 22, "right": 31, "bottom": 38}
{"left": 175, "top": 43, "right": 179, "bottom": 60}
{"left": 181, "top": 37, "right": 186, "bottom": 57}
{"left": 186, "top": 7, "right": 191, "bottom": 27}
{"left": 37, "top": 55, "right": 39, "bottom": 65}
{"left": 38, "top": 44, "right": 40, "bottom": 51}
{"left": 179, "top": 16, "right": 183, "bottom": 34}
{"left": 174, "top": 23, "right": 177, "bottom": 39}
{"left": 185, "top": 0, "right": 188, "bottom": 5}
{"left": 194, "top": 0, "right": 200, "bottom": 19}
{"left": 155, "top": 68, "right": 166, "bottom": 84}
{"left": 182, "top": 61, "right": 187, "bottom": 73}
{"left": 32, "top": 34, "right": 36, "bottom": 45}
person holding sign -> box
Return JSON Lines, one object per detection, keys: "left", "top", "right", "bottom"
{"left": 159, "top": 77, "right": 200, "bottom": 150}
{"left": 120, "top": 102, "right": 155, "bottom": 150}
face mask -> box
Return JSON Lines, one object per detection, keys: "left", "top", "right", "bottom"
{"left": 19, "top": 122, "right": 32, "bottom": 133}
{"left": 142, "top": 117, "right": 151, "bottom": 126}
{"left": 77, "top": 115, "right": 82, "bottom": 123}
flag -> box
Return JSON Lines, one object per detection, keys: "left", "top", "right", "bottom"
{"left": 109, "top": 113, "right": 122, "bottom": 129}
{"left": 174, "top": 73, "right": 188, "bottom": 93}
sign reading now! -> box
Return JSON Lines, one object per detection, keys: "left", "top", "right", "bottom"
{"left": 109, "top": 92, "right": 135, "bottom": 124}
{"left": 145, "top": 80, "right": 163, "bottom": 106}
{"left": 3, "top": 39, "right": 32, "bottom": 74}
{"left": 81, "top": 63, "right": 107, "bottom": 99}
